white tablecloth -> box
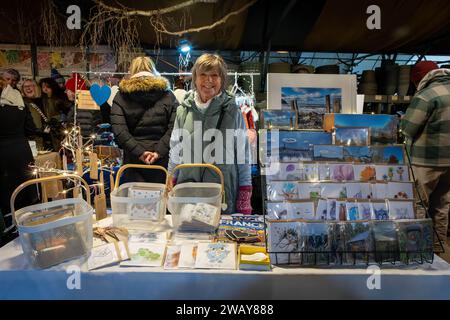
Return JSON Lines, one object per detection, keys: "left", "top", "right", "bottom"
{"left": 1, "top": 235, "right": 450, "bottom": 300}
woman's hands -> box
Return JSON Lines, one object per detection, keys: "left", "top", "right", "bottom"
{"left": 139, "top": 151, "right": 160, "bottom": 164}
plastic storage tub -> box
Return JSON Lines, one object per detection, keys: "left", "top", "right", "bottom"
{"left": 111, "top": 164, "right": 168, "bottom": 230}
{"left": 11, "top": 174, "right": 93, "bottom": 269}
{"left": 167, "top": 164, "right": 225, "bottom": 232}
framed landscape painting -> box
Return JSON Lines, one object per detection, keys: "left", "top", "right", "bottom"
{"left": 267, "top": 74, "right": 357, "bottom": 116}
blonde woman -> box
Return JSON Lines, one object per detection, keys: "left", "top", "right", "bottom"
{"left": 111, "top": 56, "right": 177, "bottom": 183}
{"left": 168, "top": 53, "right": 252, "bottom": 214}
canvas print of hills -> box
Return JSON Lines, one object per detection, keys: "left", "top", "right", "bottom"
{"left": 282, "top": 87, "right": 342, "bottom": 129}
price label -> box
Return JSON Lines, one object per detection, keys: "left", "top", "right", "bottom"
{"left": 375, "top": 95, "right": 382, "bottom": 101}
{"left": 392, "top": 96, "right": 398, "bottom": 101}
{"left": 404, "top": 96, "right": 410, "bottom": 101}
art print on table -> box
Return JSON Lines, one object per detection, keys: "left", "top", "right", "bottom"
{"left": 284, "top": 201, "right": 316, "bottom": 220}
{"left": 178, "top": 243, "right": 198, "bottom": 268}
{"left": 345, "top": 182, "right": 371, "bottom": 199}
{"left": 195, "top": 242, "right": 236, "bottom": 270}
{"left": 313, "top": 145, "right": 344, "bottom": 161}
{"left": 298, "top": 182, "right": 322, "bottom": 200}
{"left": 371, "top": 220, "right": 399, "bottom": 262}
{"left": 324, "top": 114, "right": 398, "bottom": 144}
{"left": 371, "top": 145, "right": 405, "bottom": 164}
{"left": 120, "top": 243, "right": 166, "bottom": 267}
{"left": 371, "top": 182, "right": 388, "bottom": 199}
{"left": 268, "top": 74, "right": 356, "bottom": 113}
{"left": 127, "top": 187, "right": 162, "bottom": 221}
{"left": 321, "top": 183, "right": 347, "bottom": 199}
{"left": 334, "top": 127, "right": 370, "bottom": 146}
{"left": 266, "top": 181, "right": 299, "bottom": 201}
{"left": 357, "top": 202, "right": 372, "bottom": 220}
{"left": 329, "top": 163, "right": 355, "bottom": 181}
{"left": 301, "top": 222, "right": 331, "bottom": 264}
{"left": 387, "top": 182, "right": 414, "bottom": 199}
{"left": 261, "top": 130, "right": 331, "bottom": 163}
{"left": 335, "top": 201, "right": 347, "bottom": 221}
{"left": 327, "top": 199, "right": 338, "bottom": 220}
{"left": 346, "top": 202, "right": 360, "bottom": 221}
{"left": 396, "top": 219, "right": 433, "bottom": 262}
{"left": 387, "top": 200, "right": 415, "bottom": 220}
{"left": 268, "top": 221, "right": 301, "bottom": 253}
{"left": 371, "top": 201, "right": 389, "bottom": 220}
{"left": 87, "top": 242, "right": 120, "bottom": 271}
{"left": 266, "top": 202, "right": 290, "bottom": 220}
{"left": 261, "top": 109, "right": 298, "bottom": 129}
{"left": 164, "top": 245, "right": 181, "bottom": 269}
{"left": 353, "top": 164, "right": 376, "bottom": 182}
{"left": 264, "top": 162, "right": 302, "bottom": 181}
{"left": 343, "top": 146, "right": 372, "bottom": 163}
{"left": 299, "top": 163, "right": 319, "bottom": 181}
{"left": 375, "top": 165, "right": 409, "bottom": 182}
{"left": 128, "top": 231, "right": 168, "bottom": 243}
{"left": 316, "top": 199, "right": 328, "bottom": 220}
{"left": 281, "top": 87, "right": 342, "bottom": 129}
{"left": 343, "top": 221, "right": 373, "bottom": 263}
{"left": 318, "top": 163, "right": 331, "bottom": 181}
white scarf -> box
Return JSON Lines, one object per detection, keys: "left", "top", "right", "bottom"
{"left": 194, "top": 91, "right": 222, "bottom": 110}
{"left": 0, "top": 85, "right": 25, "bottom": 108}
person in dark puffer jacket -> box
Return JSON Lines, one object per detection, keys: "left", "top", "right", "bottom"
{"left": 111, "top": 56, "right": 177, "bottom": 184}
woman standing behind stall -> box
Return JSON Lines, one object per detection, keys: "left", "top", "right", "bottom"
{"left": 0, "top": 79, "right": 38, "bottom": 243}
{"left": 38, "top": 78, "right": 69, "bottom": 150}
{"left": 168, "top": 53, "right": 253, "bottom": 214}
{"left": 111, "top": 56, "right": 177, "bottom": 183}
{"left": 21, "top": 79, "right": 45, "bottom": 150}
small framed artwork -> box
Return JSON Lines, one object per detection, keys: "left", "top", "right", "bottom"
{"left": 357, "top": 201, "right": 372, "bottom": 220}
{"left": 288, "top": 201, "right": 316, "bottom": 220}
{"left": 327, "top": 199, "right": 338, "bottom": 220}
{"left": 120, "top": 243, "right": 166, "bottom": 267}
{"left": 178, "top": 243, "right": 198, "bottom": 268}
{"left": 268, "top": 73, "right": 356, "bottom": 113}
{"left": 396, "top": 219, "right": 433, "bottom": 262}
{"left": 329, "top": 163, "right": 355, "bottom": 181}
{"left": 323, "top": 114, "right": 398, "bottom": 144}
{"left": 264, "top": 162, "right": 302, "bottom": 181}
{"left": 353, "top": 164, "right": 376, "bottom": 182}
{"left": 371, "top": 182, "right": 388, "bottom": 199}
{"left": 345, "top": 182, "right": 372, "bottom": 199}
{"left": 371, "top": 145, "right": 405, "bottom": 164}
{"left": 334, "top": 127, "right": 370, "bottom": 146}
{"left": 321, "top": 182, "right": 347, "bottom": 198}
{"left": 375, "top": 165, "right": 409, "bottom": 182}
{"left": 266, "top": 201, "right": 315, "bottom": 220}
{"left": 313, "top": 145, "right": 344, "bottom": 161}
{"left": 268, "top": 221, "right": 301, "bottom": 253}
{"left": 336, "top": 200, "right": 347, "bottom": 221}
{"left": 316, "top": 199, "right": 328, "bottom": 220}
{"left": 298, "top": 182, "right": 322, "bottom": 200}
{"left": 318, "top": 163, "right": 331, "bottom": 181}
{"left": 299, "top": 162, "right": 319, "bottom": 181}
{"left": 346, "top": 201, "right": 360, "bottom": 221}
{"left": 301, "top": 222, "right": 331, "bottom": 264}
{"left": 195, "top": 242, "right": 237, "bottom": 270}
{"left": 371, "top": 220, "right": 399, "bottom": 263}
{"left": 261, "top": 109, "right": 298, "bottom": 129}
{"left": 371, "top": 200, "right": 389, "bottom": 220}
{"left": 387, "top": 200, "right": 415, "bottom": 219}
{"left": 343, "top": 146, "right": 373, "bottom": 163}
{"left": 387, "top": 182, "right": 414, "bottom": 199}
{"left": 163, "top": 245, "right": 182, "bottom": 269}
{"left": 266, "top": 181, "right": 299, "bottom": 201}
{"left": 343, "top": 221, "right": 373, "bottom": 263}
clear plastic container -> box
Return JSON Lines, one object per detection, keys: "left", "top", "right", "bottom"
{"left": 167, "top": 164, "right": 225, "bottom": 233}
{"left": 11, "top": 174, "right": 93, "bottom": 269}
{"left": 110, "top": 164, "right": 168, "bottom": 230}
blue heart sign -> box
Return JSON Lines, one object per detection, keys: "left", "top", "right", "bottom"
{"left": 90, "top": 84, "right": 111, "bottom": 106}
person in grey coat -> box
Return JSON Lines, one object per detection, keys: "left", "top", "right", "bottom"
{"left": 168, "top": 53, "right": 252, "bottom": 214}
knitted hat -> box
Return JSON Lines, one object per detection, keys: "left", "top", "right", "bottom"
{"left": 65, "top": 73, "right": 87, "bottom": 91}
{"left": 411, "top": 61, "right": 439, "bottom": 84}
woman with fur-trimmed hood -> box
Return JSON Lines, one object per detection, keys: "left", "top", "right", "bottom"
{"left": 111, "top": 57, "right": 177, "bottom": 183}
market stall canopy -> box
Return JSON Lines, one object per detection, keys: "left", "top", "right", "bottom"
{"left": 1, "top": 0, "right": 450, "bottom": 54}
